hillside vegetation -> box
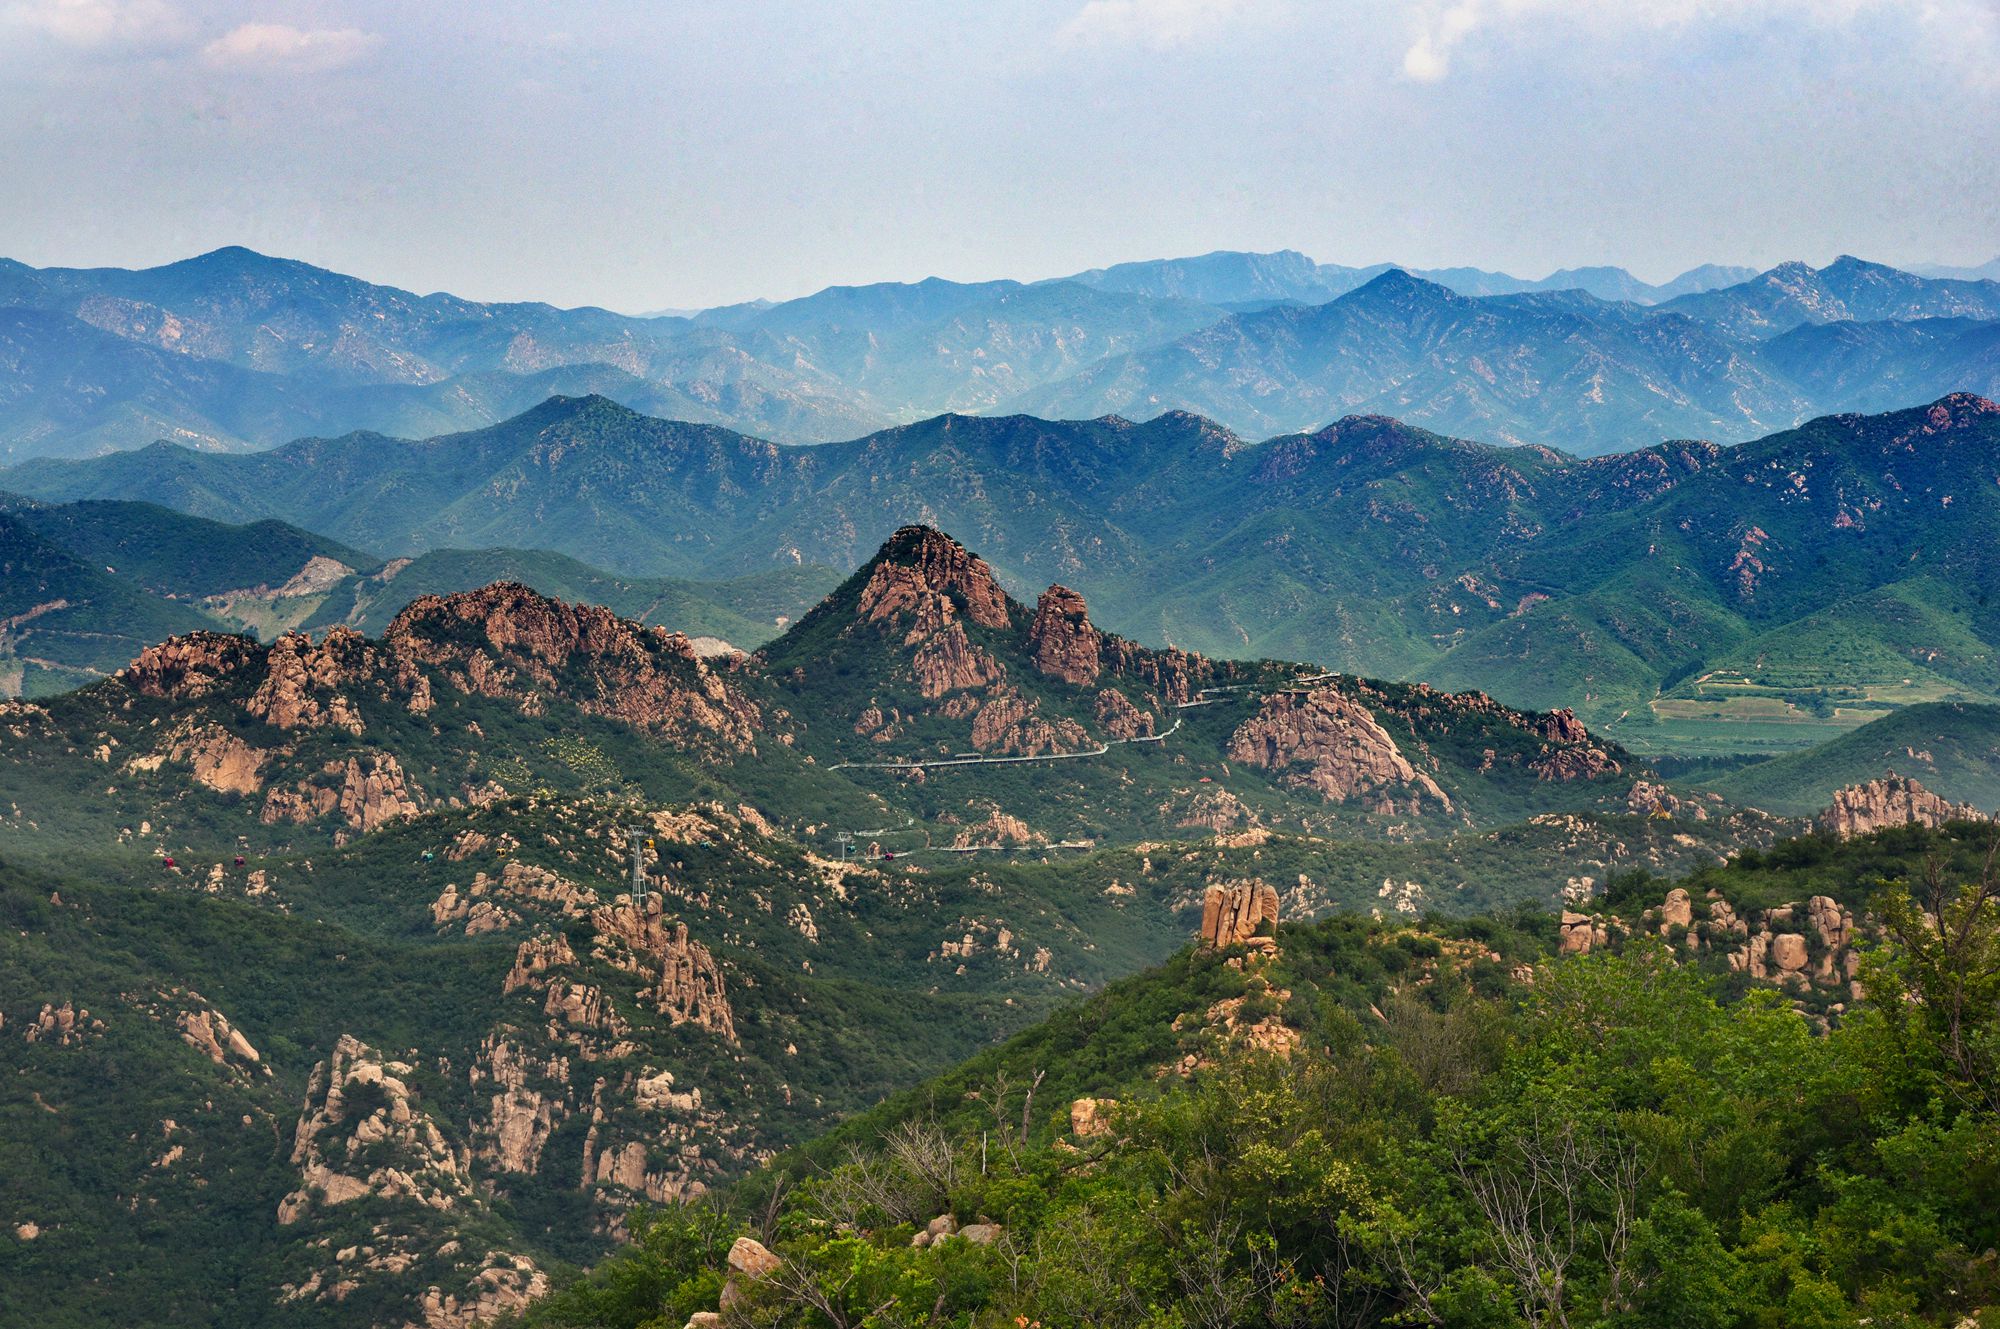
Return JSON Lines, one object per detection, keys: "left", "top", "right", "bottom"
{"left": 515, "top": 821, "right": 2000, "bottom": 1329}
{"left": 12, "top": 394, "right": 1997, "bottom": 755}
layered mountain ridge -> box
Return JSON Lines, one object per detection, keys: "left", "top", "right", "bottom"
{"left": 11, "top": 392, "right": 1995, "bottom": 756}
{"left": 3, "top": 246, "right": 1997, "bottom": 460}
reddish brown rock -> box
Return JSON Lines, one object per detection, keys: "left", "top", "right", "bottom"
{"left": 1027, "top": 585, "right": 1103, "bottom": 686}
{"left": 1226, "top": 688, "right": 1450, "bottom": 813}
{"left": 1817, "top": 775, "right": 1986, "bottom": 840}
{"left": 852, "top": 526, "right": 1011, "bottom": 640}
{"left": 244, "top": 630, "right": 371, "bottom": 733}
{"left": 1094, "top": 688, "right": 1154, "bottom": 740}
{"left": 119, "top": 632, "right": 262, "bottom": 701}
{"left": 1199, "top": 879, "right": 1280, "bottom": 949}
{"left": 386, "top": 584, "right": 762, "bottom": 754}
{"left": 970, "top": 688, "right": 1090, "bottom": 756}
{"left": 911, "top": 623, "right": 1005, "bottom": 699}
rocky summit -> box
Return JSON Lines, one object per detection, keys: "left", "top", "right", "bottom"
{"left": 1, "top": 519, "right": 1994, "bottom": 1329}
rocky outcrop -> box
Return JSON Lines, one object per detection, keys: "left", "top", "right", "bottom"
{"left": 414, "top": 1259, "right": 550, "bottom": 1329}
{"left": 433, "top": 861, "right": 597, "bottom": 935}
{"left": 853, "top": 526, "right": 1011, "bottom": 641}
{"left": 590, "top": 900, "right": 736, "bottom": 1042}
{"left": 387, "top": 584, "right": 764, "bottom": 753}
{"left": 1027, "top": 585, "right": 1103, "bottom": 686}
{"left": 1167, "top": 785, "right": 1258, "bottom": 833}
{"left": 143, "top": 721, "right": 268, "bottom": 796}
{"left": 911, "top": 622, "right": 1005, "bottom": 699}
{"left": 1817, "top": 775, "right": 1986, "bottom": 839}
{"left": 260, "top": 752, "right": 423, "bottom": 832}
{"left": 1200, "top": 879, "right": 1280, "bottom": 950}
{"left": 176, "top": 1002, "right": 262, "bottom": 1069}
{"left": 1528, "top": 711, "right": 1622, "bottom": 781}
{"left": 277, "top": 1034, "right": 471, "bottom": 1225}
{"left": 472, "top": 1036, "right": 568, "bottom": 1175}
{"left": 1627, "top": 780, "right": 1710, "bottom": 821}
{"left": 970, "top": 687, "right": 1090, "bottom": 756}
{"left": 1094, "top": 688, "right": 1154, "bottom": 740}
{"left": 118, "top": 632, "right": 262, "bottom": 701}
{"left": 504, "top": 934, "right": 578, "bottom": 994}
{"left": 950, "top": 807, "right": 1040, "bottom": 848}
{"left": 21, "top": 1000, "right": 99, "bottom": 1045}
{"left": 1070, "top": 1097, "right": 1116, "bottom": 1139}
{"left": 1226, "top": 688, "right": 1450, "bottom": 814}
{"left": 244, "top": 630, "right": 370, "bottom": 733}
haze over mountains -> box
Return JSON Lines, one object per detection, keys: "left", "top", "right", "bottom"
{"left": 4, "top": 245, "right": 1998, "bottom": 460}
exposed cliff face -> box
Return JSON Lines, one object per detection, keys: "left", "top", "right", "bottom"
{"left": 911, "top": 623, "right": 1005, "bottom": 699}
{"left": 1027, "top": 585, "right": 1103, "bottom": 686}
{"left": 1817, "top": 775, "right": 1986, "bottom": 839}
{"left": 854, "top": 525, "right": 1012, "bottom": 640}
{"left": 1226, "top": 688, "right": 1450, "bottom": 814}
{"left": 260, "top": 752, "right": 424, "bottom": 833}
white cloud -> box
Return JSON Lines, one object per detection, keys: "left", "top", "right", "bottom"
{"left": 1060, "top": 0, "right": 1282, "bottom": 48}
{"left": 1400, "top": 0, "right": 2000, "bottom": 82}
{"left": 200, "top": 22, "right": 381, "bottom": 73}
{"left": 2, "top": 0, "right": 189, "bottom": 47}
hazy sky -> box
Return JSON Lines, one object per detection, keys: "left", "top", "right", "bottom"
{"left": 3, "top": 0, "right": 1997, "bottom": 309}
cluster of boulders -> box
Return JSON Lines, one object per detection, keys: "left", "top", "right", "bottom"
{"left": 1563, "top": 886, "right": 1867, "bottom": 1000}
{"left": 1818, "top": 775, "right": 1987, "bottom": 840}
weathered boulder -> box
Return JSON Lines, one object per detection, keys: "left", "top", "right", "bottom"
{"left": 1770, "top": 933, "right": 1808, "bottom": 974}
{"left": 1070, "top": 1097, "right": 1116, "bottom": 1139}
{"left": 1200, "top": 880, "right": 1280, "bottom": 949}
{"left": 1661, "top": 888, "right": 1693, "bottom": 930}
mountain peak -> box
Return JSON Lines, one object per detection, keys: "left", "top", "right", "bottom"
{"left": 853, "top": 526, "right": 1012, "bottom": 633}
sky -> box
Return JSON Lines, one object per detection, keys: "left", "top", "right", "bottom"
{"left": 2, "top": 0, "right": 1997, "bottom": 310}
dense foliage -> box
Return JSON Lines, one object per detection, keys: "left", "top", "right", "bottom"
{"left": 516, "top": 828, "right": 2000, "bottom": 1329}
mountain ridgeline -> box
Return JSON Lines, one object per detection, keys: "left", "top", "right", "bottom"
{"left": 0, "top": 521, "right": 1840, "bottom": 1326}
{"left": 2, "top": 246, "right": 1997, "bottom": 460}
{"left": 8, "top": 392, "right": 1998, "bottom": 757}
